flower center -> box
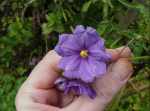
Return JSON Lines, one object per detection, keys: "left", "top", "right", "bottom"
{"left": 80, "top": 50, "right": 88, "bottom": 58}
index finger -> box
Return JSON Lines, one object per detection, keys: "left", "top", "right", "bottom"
{"left": 26, "top": 50, "right": 61, "bottom": 89}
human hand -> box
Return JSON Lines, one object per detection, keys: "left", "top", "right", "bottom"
{"left": 15, "top": 47, "right": 133, "bottom": 111}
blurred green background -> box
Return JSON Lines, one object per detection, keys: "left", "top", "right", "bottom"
{"left": 0, "top": 0, "right": 150, "bottom": 111}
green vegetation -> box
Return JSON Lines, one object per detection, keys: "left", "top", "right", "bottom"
{"left": 0, "top": 0, "right": 150, "bottom": 110}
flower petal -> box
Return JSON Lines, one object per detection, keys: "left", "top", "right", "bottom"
{"left": 55, "top": 34, "right": 81, "bottom": 56}
{"left": 84, "top": 27, "right": 100, "bottom": 48}
{"left": 64, "top": 58, "right": 103, "bottom": 83}
{"left": 78, "top": 59, "right": 95, "bottom": 82}
{"left": 54, "top": 34, "right": 70, "bottom": 55}
{"left": 75, "top": 26, "right": 99, "bottom": 49}
{"left": 62, "top": 79, "right": 97, "bottom": 99}
{"left": 55, "top": 77, "right": 67, "bottom": 91}
{"left": 73, "top": 25, "right": 85, "bottom": 34}
{"left": 82, "top": 85, "right": 96, "bottom": 99}
{"left": 88, "top": 39, "right": 105, "bottom": 51}
{"left": 89, "top": 45, "right": 111, "bottom": 61}
{"left": 63, "top": 69, "right": 80, "bottom": 79}
{"left": 59, "top": 55, "right": 80, "bottom": 71}
{"left": 90, "top": 50, "right": 111, "bottom": 62}
{"left": 88, "top": 56, "right": 107, "bottom": 77}
{"left": 58, "top": 34, "right": 69, "bottom": 44}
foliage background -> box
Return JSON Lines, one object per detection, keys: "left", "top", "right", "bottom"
{"left": 0, "top": 0, "right": 150, "bottom": 110}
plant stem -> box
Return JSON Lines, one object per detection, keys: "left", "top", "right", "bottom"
{"left": 131, "top": 56, "right": 150, "bottom": 61}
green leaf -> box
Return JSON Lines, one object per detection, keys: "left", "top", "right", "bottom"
{"left": 118, "top": 0, "right": 145, "bottom": 12}
{"left": 97, "top": 20, "right": 112, "bottom": 35}
{"left": 81, "top": 0, "right": 92, "bottom": 12}
{"left": 42, "top": 23, "right": 53, "bottom": 35}
{"left": 42, "top": 11, "right": 64, "bottom": 35}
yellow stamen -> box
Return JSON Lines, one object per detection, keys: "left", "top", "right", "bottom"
{"left": 80, "top": 50, "right": 88, "bottom": 58}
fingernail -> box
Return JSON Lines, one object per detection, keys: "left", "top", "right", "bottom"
{"left": 116, "top": 46, "right": 132, "bottom": 57}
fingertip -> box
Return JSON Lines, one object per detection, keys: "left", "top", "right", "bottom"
{"left": 107, "top": 46, "right": 132, "bottom": 61}
{"left": 116, "top": 46, "right": 132, "bottom": 57}
{"left": 43, "top": 50, "right": 61, "bottom": 72}
{"left": 106, "top": 49, "right": 119, "bottom": 61}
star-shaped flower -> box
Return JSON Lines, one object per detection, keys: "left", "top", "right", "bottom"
{"left": 55, "top": 25, "right": 111, "bottom": 83}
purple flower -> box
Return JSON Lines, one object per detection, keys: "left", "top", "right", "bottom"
{"left": 55, "top": 77, "right": 96, "bottom": 99}
{"left": 55, "top": 25, "right": 111, "bottom": 83}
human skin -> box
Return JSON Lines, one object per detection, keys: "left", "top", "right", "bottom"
{"left": 15, "top": 46, "right": 133, "bottom": 111}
